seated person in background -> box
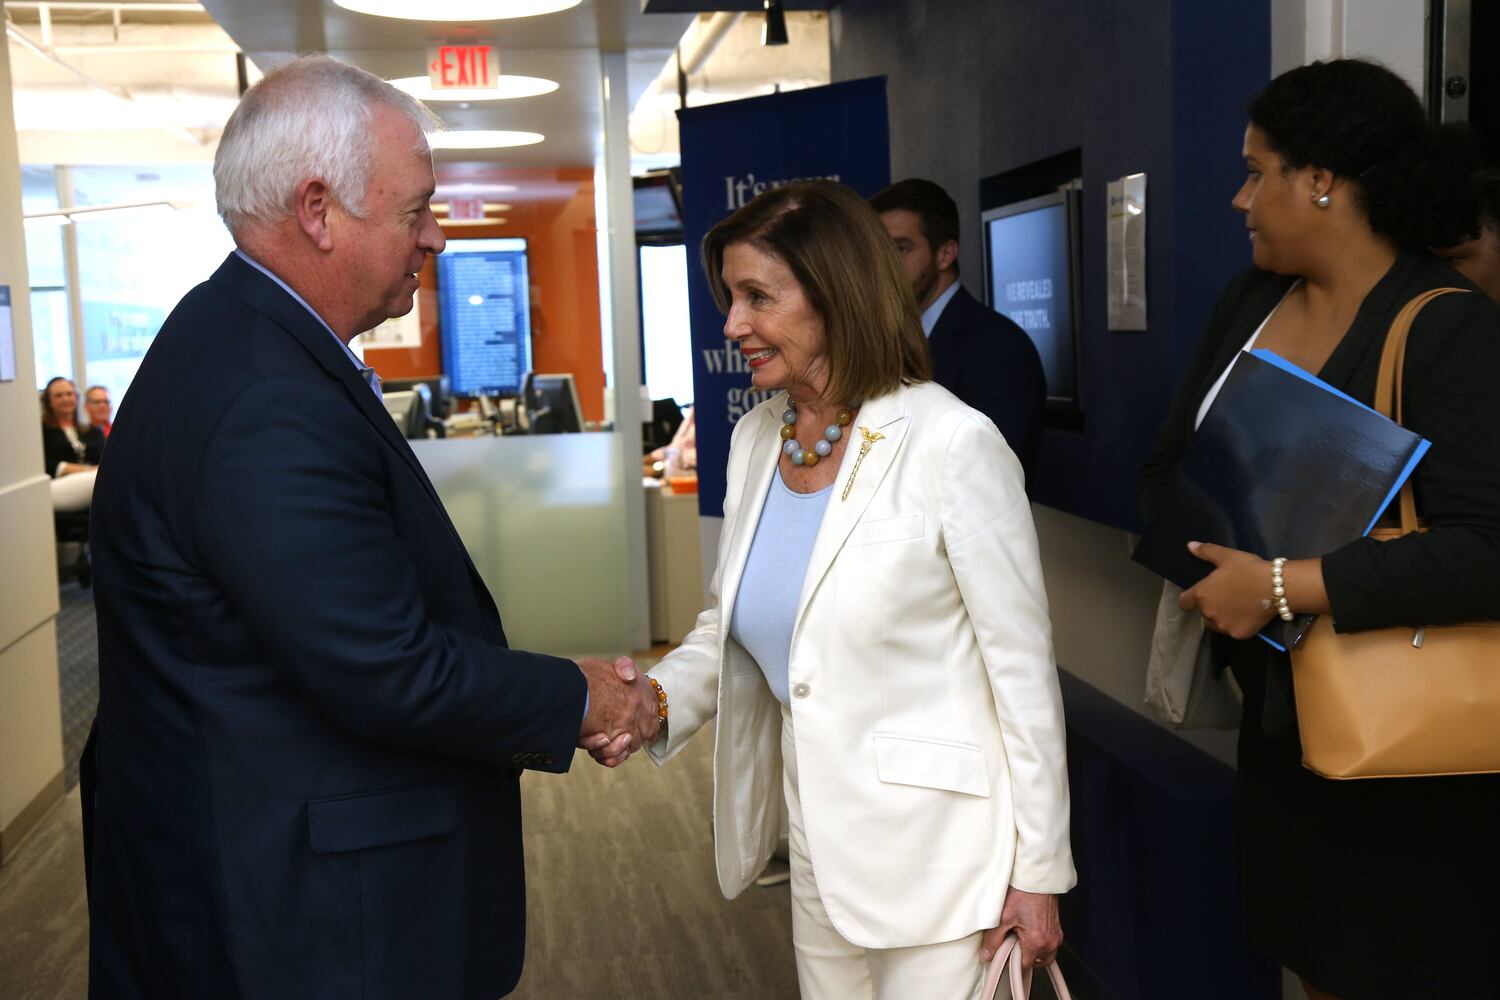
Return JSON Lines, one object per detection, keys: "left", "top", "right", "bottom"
{"left": 1440, "top": 168, "right": 1500, "bottom": 303}
{"left": 85, "top": 384, "right": 113, "bottom": 437}
{"left": 41, "top": 376, "right": 104, "bottom": 479}
{"left": 645, "top": 404, "right": 696, "bottom": 478}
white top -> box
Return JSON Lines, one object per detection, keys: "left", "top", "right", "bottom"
{"left": 1193, "top": 281, "right": 1300, "bottom": 429}
{"left": 729, "top": 469, "right": 833, "bottom": 705}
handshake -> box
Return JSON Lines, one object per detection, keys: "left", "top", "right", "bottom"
{"left": 574, "top": 656, "right": 663, "bottom": 767}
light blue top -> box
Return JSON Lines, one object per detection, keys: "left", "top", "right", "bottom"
{"left": 920, "top": 280, "right": 961, "bottom": 337}
{"left": 729, "top": 470, "right": 833, "bottom": 705}
{"left": 235, "top": 249, "right": 382, "bottom": 400}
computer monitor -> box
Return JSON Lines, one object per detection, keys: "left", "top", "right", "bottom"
{"left": 982, "top": 188, "right": 1083, "bottom": 411}
{"left": 436, "top": 237, "right": 532, "bottom": 398}
{"left": 382, "top": 390, "right": 421, "bottom": 438}
{"left": 643, "top": 397, "right": 686, "bottom": 453}
{"left": 519, "top": 372, "right": 584, "bottom": 435}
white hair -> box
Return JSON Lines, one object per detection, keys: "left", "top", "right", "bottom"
{"left": 214, "top": 54, "right": 442, "bottom": 239}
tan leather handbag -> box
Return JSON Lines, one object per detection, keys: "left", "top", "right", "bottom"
{"left": 1292, "top": 287, "right": 1500, "bottom": 779}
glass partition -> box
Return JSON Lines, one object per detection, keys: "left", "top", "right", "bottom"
{"left": 411, "top": 433, "right": 633, "bottom": 656}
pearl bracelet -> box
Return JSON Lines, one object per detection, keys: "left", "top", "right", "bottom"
{"left": 1271, "top": 557, "right": 1295, "bottom": 622}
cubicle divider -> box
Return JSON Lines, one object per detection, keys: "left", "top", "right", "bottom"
{"left": 412, "top": 433, "right": 634, "bottom": 656}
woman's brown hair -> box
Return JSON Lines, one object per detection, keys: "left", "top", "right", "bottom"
{"left": 702, "top": 180, "right": 930, "bottom": 405}
{"left": 40, "top": 376, "right": 77, "bottom": 429}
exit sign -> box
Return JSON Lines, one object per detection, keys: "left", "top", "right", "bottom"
{"left": 427, "top": 44, "right": 499, "bottom": 90}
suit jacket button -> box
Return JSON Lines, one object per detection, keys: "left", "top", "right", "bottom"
{"left": 511, "top": 753, "right": 524, "bottom": 766}
{"left": 792, "top": 683, "right": 810, "bottom": 699}
{"left": 542, "top": 753, "right": 554, "bottom": 765}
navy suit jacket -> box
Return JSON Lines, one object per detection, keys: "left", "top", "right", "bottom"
{"left": 928, "top": 286, "right": 1046, "bottom": 482}
{"left": 86, "top": 252, "right": 587, "bottom": 999}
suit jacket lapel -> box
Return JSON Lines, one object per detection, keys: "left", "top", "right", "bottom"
{"left": 211, "top": 254, "right": 442, "bottom": 507}
{"left": 793, "top": 387, "right": 911, "bottom": 633}
{"left": 210, "top": 254, "right": 500, "bottom": 625}
{"left": 716, "top": 402, "right": 782, "bottom": 641}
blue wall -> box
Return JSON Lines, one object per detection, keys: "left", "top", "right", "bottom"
{"left": 831, "top": 0, "right": 1270, "bottom": 531}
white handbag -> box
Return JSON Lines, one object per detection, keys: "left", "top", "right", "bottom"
{"left": 982, "top": 934, "right": 1073, "bottom": 1000}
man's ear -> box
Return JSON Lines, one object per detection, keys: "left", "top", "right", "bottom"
{"left": 294, "top": 178, "right": 336, "bottom": 252}
{"left": 935, "top": 238, "right": 960, "bottom": 274}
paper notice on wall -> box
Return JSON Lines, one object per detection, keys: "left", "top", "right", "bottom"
{"left": 1107, "top": 173, "right": 1147, "bottom": 331}
{"left": 359, "top": 302, "right": 423, "bottom": 352}
{"left": 0, "top": 285, "right": 14, "bottom": 382}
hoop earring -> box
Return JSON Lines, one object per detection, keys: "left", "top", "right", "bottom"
{"left": 1314, "top": 193, "right": 1331, "bottom": 209}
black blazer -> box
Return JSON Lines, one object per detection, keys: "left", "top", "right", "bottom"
{"left": 929, "top": 286, "right": 1047, "bottom": 481}
{"left": 1141, "top": 251, "right": 1500, "bottom": 635}
{"left": 41, "top": 422, "right": 104, "bottom": 475}
{"left": 86, "top": 253, "right": 587, "bottom": 1000}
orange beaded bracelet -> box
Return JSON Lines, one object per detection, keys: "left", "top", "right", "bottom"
{"left": 647, "top": 675, "right": 668, "bottom": 728}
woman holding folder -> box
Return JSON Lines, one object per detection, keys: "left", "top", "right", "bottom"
{"left": 1141, "top": 60, "right": 1500, "bottom": 1000}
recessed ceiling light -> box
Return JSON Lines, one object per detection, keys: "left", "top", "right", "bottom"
{"left": 390, "top": 76, "right": 559, "bottom": 102}
{"left": 428, "top": 130, "right": 544, "bottom": 150}
{"left": 333, "top": 0, "right": 582, "bottom": 20}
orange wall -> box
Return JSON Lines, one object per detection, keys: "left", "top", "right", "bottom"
{"left": 362, "top": 167, "right": 606, "bottom": 424}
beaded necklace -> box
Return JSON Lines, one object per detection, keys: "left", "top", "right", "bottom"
{"left": 778, "top": 396, "right": 854, "bottom": 467}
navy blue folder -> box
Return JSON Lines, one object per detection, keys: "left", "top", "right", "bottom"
{"left": 1133, "top": 349, "right": 1430, "bottom": 650}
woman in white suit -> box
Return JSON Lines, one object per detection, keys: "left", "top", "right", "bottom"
{"left": 632, "top": 181, "right": 1075, "bottom": 998}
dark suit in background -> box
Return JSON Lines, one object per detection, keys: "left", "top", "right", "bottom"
{"left": 928, "top": 286, "right": 1047, "bottom": 481}
{"left": 87, "top": 252, "right": 586, "bottom": 1000}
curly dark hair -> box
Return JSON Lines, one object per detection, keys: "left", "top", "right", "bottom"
{"left": 1249, "top": 59, "right": 1479, "bottom": 248}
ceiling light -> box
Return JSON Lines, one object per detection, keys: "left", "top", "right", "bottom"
{"left": 428, "top": 130, "right": 544, "bottom": 150}
{"left": 443, "top": 217, "right": 509, "bottom": 227}
{"left": 438, "top": 183, "right": 520, "bottom": 195}
{"left": 762, "top": 0, "right": 789, "bottom": 46}
{"left": 333, "top": 0, "right": 581, "bottom": 20}
{"left": 390, "top": 75, "right": 559, "bottom": 102}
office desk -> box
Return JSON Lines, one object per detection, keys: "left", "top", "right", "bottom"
{"left": 644, "top": 484, "right": 704, "bottom": 644}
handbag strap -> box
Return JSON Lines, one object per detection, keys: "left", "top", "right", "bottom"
{"left": 1372, "top": 287, "right": 1469, "bottom": 534}
{"left": 981, "top": 934, "right": 1075, "bottom": 1000}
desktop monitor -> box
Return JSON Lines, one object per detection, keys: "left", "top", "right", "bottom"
{"left": 436, "top": 237, "right": 532, "bottom": 397}
{"left": 982, "top": 189, "right": 1083, "bottom": 411}
{"left": 520, "top": 372, "right": 584, "bottom": 435}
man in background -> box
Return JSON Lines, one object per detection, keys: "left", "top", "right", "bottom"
{"left": 86, "top": 55, "right": 654, "bottom": 1000}
{"left": 873, "top": 178, "right": 1047, "bottom": 481}
{"left": 83, "top": 385, "right": 112, "bottom": 437}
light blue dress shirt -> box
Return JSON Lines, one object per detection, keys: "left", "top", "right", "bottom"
{"left": 729, "top": 470, "right": 833, "bottom": 705}
{"left": 234, "top": 249, "right": 382, "bottom": 400}
{"left": 920, "top": 280, "right": 962, "bottom": 338}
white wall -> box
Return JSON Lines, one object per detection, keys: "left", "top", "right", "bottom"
{"left": 1273, "top": 0, "right": 1427, "bottom": 95}
{"left": 0, "top": 33, "right": 65, "bottom": 863}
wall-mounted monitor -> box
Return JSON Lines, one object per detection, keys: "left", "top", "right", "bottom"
{"left": 982, "top": 187, "right": 1083, "bottom": 414}
{"left": 436, "top": 237, "right": 532, "bottom": 397}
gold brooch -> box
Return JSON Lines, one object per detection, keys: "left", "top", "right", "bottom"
{"left": 840, "top": 427, "right": 884, "bottom": 501}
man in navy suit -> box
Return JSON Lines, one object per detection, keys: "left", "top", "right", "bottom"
{"left": 85, "top": 55, "right": 655, "bottom": 999}
{"left": 872, "top": 179, "right": 1047, "bottom": 481}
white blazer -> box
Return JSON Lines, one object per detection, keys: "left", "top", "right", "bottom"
{"left": 648, "top": 381, "right": 1076, "bottom": 949}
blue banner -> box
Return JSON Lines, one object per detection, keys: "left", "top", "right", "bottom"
{"left": 678, "top": 77, "right": 891, "bottom": 517}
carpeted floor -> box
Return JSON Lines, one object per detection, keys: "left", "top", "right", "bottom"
{"left": 15, "top": 594, "right": 1085, "bottom": 999}
{"left": 3, "top": 623, "right": 802, "bottom": 1000}
{"left": 54, "top": 583, "right": 99, "bottom": 793}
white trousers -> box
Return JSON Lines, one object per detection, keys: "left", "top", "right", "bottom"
{"left": 50, "top": 467, "right": 95, "bottom": 513}
{"left": 780, "top": 706, "right": 986, "bottom": 1000}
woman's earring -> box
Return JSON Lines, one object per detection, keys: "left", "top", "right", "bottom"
{"left": 1315, "top": 192, "right": 1331, "bottom": 209}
